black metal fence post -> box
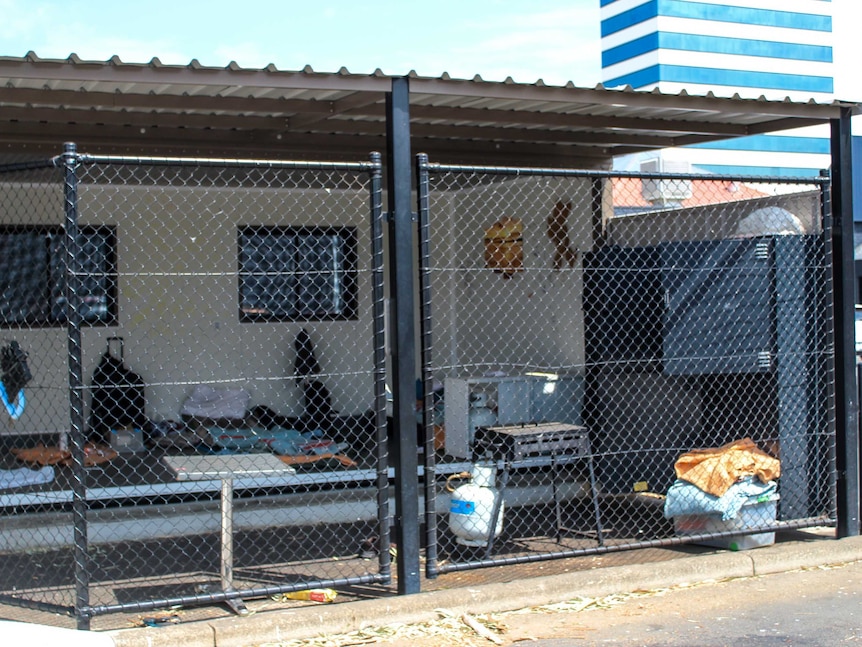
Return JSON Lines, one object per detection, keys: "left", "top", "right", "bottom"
{"left": 386, "top": 77, "right": 421, "bottom": 594}
{"left": 369, "top": 151, "right": 393, "bottom": 582}
{"left": 831, "top": 107, "right": 860, "bottom": 537}
{"left": 415, "top": 153, "right": 439, "bottom": 579}
{"left": 61, "top": 142, "right": 91, "bottom": 629}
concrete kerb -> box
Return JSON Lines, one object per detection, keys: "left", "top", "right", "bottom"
{"left": 106, "top": 535, "right": 862, "bottom": 647}
{"left": 746, "top": 533, "right": 862, "bottom": 576}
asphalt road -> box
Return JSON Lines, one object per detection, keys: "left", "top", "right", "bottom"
{"left": 515, "top": 558, "right": 862, "bottom": 646}
{"left": 298, "top": 554, "right": 862, "bottom": 647}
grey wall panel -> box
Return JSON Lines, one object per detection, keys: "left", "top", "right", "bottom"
{"left": 662, "top": 238, "right": 775, "bottom": 375}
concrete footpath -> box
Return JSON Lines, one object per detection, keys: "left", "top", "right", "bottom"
{"left": 8, "top": 534, "right": 862, "bottom": 647}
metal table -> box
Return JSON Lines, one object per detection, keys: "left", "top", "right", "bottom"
{"left": 472, "top": 422, "right": 604, "bottom": 558}
{"left": 163, "top": 453, "right": 296, "bottom": 615}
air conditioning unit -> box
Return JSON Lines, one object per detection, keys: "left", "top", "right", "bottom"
{"left": 640, "top": 157, "right": 693, "bottom": 204}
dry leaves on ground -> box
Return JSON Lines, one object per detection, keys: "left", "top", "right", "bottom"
{"left": 255, "top": 586, "right": 693, "bottom": 647}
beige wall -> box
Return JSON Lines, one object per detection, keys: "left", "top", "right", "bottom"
{"left": 0, "top": 182, "right": 73, "bottom": 435}
{"left": 3, "top": 181, "right": 377, "bottom": 435}
{"left": 429, "top": 175, "right": 593, "bottom": 377}
{"left": 2, "top": 175, "right": 593, "bottom": 436}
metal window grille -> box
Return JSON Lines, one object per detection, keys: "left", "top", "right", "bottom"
{"left": 238, "top": 225, "right": 358, "bottom": 322}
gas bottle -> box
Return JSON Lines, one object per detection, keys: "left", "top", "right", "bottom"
{"left": 467, "top": 391, "right": 496, "bottom": 446}
{"left": 448, "top": 462, "right": 504, "bottom": 546}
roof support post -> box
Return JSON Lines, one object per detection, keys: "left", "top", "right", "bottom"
{"left": 830, "top": 107, "right": 859, "bottom": 537}
{"left": 386, "top": 76, "right": 421, "bottom": 593}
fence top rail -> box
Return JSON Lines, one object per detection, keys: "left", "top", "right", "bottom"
{"left": 0, "top": 159, "right": 58, "bottom": 174}
{"left": 421, "top": 158, "right": 830, "bottom": 187}
{"left": 51, "top": 151, "right": 382, "bottom": 174}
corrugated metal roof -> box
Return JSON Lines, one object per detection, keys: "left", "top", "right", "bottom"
{"left": 0, "top": 52, "right": 856, "bottom": 166}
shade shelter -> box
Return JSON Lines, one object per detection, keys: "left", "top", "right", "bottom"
{"left": 0, "top": 53, "right": 857, "bottom": 623}
{"left": 0, "top": 52, "right": 853, "bottom": 165}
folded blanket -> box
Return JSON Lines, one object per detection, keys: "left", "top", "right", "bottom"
{"left": 664, "top": 476, "right": 777, "bottom": 521}
{"left": 0, "top": 466, "right": 54, "bottom": 490}
{"left": 181, "top": 385, "right": 250, "bottom": 420}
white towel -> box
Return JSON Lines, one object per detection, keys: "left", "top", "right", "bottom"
{"left": 0, "top": 466, "right": 54, "bottom": 490}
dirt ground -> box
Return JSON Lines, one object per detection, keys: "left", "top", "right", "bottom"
{"left": 253, "top": 557, "right": 862, "bottom": 647}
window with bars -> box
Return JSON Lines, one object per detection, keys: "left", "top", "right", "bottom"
{"left": 238, "top": 225, "right": 358, "bottom": 323}
{"left": 0, "top": 225, "right": 117, "bottom": 327}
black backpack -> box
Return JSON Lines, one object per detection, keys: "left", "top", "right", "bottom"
{"left": 302, "top": 379, "right": 335, "bottom": 426}
{"left": 89, "top": 337, "right": 146, "bottom": 444}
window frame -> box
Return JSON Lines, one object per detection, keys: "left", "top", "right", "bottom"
{"left": 238, "top": 224, "right": 359, "bottom": 324}
{"left": 0, "top": 224, "right": 118, "bottom": 328}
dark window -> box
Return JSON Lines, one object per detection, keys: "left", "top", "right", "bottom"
{"left": 0, "top": 225, "right": 117, "bottom": 327}
{"left": 238, "top": 226, "right": 357, "bottom": 322}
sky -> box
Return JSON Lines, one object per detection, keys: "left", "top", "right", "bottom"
{"left": 0, "top": 0, "right": 604, "bottom": 86}
{"left": 0, "top": 0, "right": 859, "bottom": 101}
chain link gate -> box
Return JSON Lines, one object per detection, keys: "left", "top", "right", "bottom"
{"left": 0, "top": 147, "right": 391, "bottom": 628}
{"left": 418, "top": 157, "right": 837, "bottom": 576}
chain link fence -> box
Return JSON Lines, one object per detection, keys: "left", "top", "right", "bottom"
{"left": 0, "top": 150, "right": 390, "bottom": 627}
{"left": 0, "top": 147, "right": 842, "bottom": 627}
{"left": 418, "top": 159, "right": 836, "bottom": 575}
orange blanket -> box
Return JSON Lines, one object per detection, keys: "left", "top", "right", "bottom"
{"left": 674, "top": 437, "right": 780, "bottom": 497}
{"left": 278, "top": 453, "right": 357, "bottom": 468}
{"left": 12, "top": 443, "right": 118, "bottom": 467}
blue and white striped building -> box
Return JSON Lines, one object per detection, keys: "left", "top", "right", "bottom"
{"left": 601, "top": 0, "right": 835, "bottom": 178}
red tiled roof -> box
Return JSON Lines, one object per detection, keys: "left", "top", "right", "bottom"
{"left": 612, "top": 176, "right": 769, "bottom": 208}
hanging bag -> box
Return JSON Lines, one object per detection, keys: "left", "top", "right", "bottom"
{"left": 1, "top": 341, "right": 31, "bottom": 419}
{"left": 483, "top": 217, "right": 524, "bottom": 278}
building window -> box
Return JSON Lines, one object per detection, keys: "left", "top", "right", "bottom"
{"left": 238, "top": 225, "right": 358, "bottom": 323}
{"left": 0, "top": 225, "right": 117, "bottom": 327}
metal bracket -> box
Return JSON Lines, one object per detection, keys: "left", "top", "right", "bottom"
{"left": 384, "top": 211, "right": 419, "bottom": 223}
